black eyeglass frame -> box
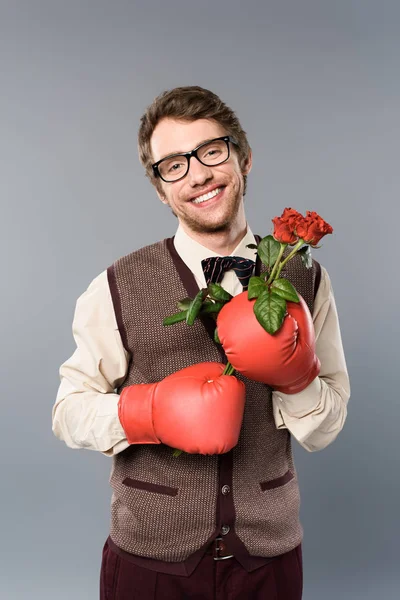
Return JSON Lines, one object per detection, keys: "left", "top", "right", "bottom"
{"left": 151, "top": 135, "right": 239, "bottom": 183}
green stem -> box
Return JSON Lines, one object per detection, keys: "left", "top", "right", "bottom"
{"left": 266, "top": 243, "right": 287, "bottom": 284}
{"left": 222, "top": 362, "right": 236, "bottom": 376}
{"left": 267, "top": 239, "right": 305, "bottom": 283}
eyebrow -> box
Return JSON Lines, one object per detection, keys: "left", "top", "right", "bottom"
{"left": 158, "top": 136, "right": 219, "bottom": 162}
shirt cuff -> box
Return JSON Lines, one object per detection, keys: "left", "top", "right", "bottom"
{"left": 272, "top": 376, "right": 322, "bottom": 418}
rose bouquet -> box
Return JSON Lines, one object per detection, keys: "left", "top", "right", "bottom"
{"left": 163, "top": 208, "right": 333, "bottom": 456}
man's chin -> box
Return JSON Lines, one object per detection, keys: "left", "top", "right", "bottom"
{"left": 201, "top": 221, "right": 231, "bottom": 233}
{"left": 168, "top": 198, "right": 241, "bottom": 233}
{"left": 181, "top": 216, "right": 232, "bottom": 234}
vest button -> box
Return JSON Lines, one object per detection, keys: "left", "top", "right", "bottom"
{"left": 221, "top": 485, "right": 231, "bottom": 495}
{"left": 221, "top": 525, "right": 230, "bottom": 535}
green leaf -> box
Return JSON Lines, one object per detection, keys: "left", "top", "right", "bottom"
{"left": 270, "top": 278, "right": 300, "bottom": 302}
{"left": 298, "top": 245, "right": 313, "bottom": 269}
{"left": 163, "top": 311, "right": 188, "bottom": 325}
{"left": 247, "top": 275, "right": 267, "bottom": 299}
{"left": 200, "top": 301, "right": 224, "bottom": 314}
{"left": 207, "top": 282, "right": 232, "bottom": 303}
{"left": 257, "top": 235, "right": 281, "bottom": 268}
{"left": 253, "top": 288, "right": 287, "bottom": 334}
{"left": 246, "top": 243, "right": 258, "bottom": 250}
{"left": 172, "top": 448, "right": 183, "bottom": 457}
{"left": 177, "top": 297, "right": 192, "bottom": 311}
{"left": 186, "top": 288, "right": 208, "bottom": 325}
{"left": 214, "top": 327, "right": 221, "bottom": 344}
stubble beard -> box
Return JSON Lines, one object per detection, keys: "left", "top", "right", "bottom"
{"left": 168, "top": 184, "right": 244, "bottom": 234}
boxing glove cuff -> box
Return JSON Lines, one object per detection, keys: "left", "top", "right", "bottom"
{"left": 273, "top": 355, "right": 321, "bottom": 395}
{"left": 118, "top": 383, "right": 161, "bottom": 445}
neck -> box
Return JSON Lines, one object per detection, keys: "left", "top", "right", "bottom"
{"left": 180, "top": 214, "right": 248, "bottom": 255}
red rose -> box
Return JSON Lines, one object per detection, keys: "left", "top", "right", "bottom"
{"left": 272, "top": 207, "right": 304, "bottom": 245}
{"left": 295, "top": 211, "right": 333, "bottom": 247}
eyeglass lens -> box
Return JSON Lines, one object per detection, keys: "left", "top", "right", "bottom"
{"left": 158, "top": 138, "right": 229, "bottom": 181}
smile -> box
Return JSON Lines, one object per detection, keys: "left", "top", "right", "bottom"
{"left": 191, "top": 187, "right": 223, "bottom": 204}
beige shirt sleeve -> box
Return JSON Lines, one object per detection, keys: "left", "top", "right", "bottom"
{"left": 52, "top": 264, "right": 350, "bottom": 456}
{"left": 52, "top": 270, "right": 131, "bottom": 456}
{"left": 271, "top": 266, "right": 351, "bottom": 452}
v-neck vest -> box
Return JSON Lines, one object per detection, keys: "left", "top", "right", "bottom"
{"left": 106, "top": 235, "right": 321, "bottom": 568}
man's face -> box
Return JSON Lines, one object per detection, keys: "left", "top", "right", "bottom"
{"left": 150, "top": 118, "right": 252, "bottom": 234}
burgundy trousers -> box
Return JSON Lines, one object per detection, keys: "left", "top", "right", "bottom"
{"left": 100, "top": 537, "right": 303, "bottom": 599}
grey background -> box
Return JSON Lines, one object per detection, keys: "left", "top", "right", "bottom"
{"left": 1, "top": 1, "right": 399, "bottom": 598}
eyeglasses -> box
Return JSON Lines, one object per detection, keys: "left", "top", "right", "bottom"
{"left": 152, "top": 135, "right": 238, "bottom": 183}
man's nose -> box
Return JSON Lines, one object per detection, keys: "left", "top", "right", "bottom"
{"left": 187, "top": 156, "right": 213, "bottom": 186}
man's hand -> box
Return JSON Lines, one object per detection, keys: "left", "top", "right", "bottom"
{"left": 217, "top": 292, "right": 321, "bottom": 394}
{"left": 118, "top": 362, "right": 246, "bottom": 455}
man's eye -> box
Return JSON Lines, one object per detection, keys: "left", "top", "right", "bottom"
{"left": 205, "top": 149, "right": 222, "bottom": 158}
{"left": 168, "top": 162, "right": 184, "bottom": 172}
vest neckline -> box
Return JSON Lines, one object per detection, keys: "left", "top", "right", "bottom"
{"left": 165, "top": 234, "right": 262, "bottom": 356}
{"left": 165, "top": 234, "right": 263, "bottom": 298}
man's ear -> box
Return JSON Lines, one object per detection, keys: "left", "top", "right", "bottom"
{"left": 242, "top": 150, "right": 253, "bottom": 176}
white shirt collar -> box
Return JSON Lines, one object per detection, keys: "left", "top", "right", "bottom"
{"left": 173, "top": 222, "right": 258, "bottom": 284}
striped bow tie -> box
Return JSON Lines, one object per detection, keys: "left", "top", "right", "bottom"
{"left": 201, "top": 256, "right": 255, "bottom": 290}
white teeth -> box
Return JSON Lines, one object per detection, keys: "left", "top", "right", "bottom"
{"left": 192, "top": 187, "right": 221, "bottom": 204}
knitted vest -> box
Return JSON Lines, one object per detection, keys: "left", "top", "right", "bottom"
{"left": 107, "top": 236, "right": 320, "bottom": 562}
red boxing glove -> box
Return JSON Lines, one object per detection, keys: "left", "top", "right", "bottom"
{"left": 118, "top": 362, "right": 246, "bottom": 455}
{"left": 217, "top": 292, "right": 321, "bottom": 394}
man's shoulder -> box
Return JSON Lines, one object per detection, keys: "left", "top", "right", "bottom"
{"left": 77, "top": 237, "right": 175, "bottom": 302}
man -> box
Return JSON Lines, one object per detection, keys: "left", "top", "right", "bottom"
{"left": 52, "top": 86, "right": 350, "bottom": 599}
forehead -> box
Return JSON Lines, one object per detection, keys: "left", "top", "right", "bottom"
{"left": 150, "top": 118, "right": 227, "bottom": 161}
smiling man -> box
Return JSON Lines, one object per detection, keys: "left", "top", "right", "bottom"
{"left": 53, "top": 86, "right": 350, "bottom": 599}
{"left": 150, "top": 118, "right": 250, "bottom": 248}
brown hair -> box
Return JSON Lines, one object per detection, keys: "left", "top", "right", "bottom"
{"left": 138, "top": 86, "right": 251, "bottom": 195}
